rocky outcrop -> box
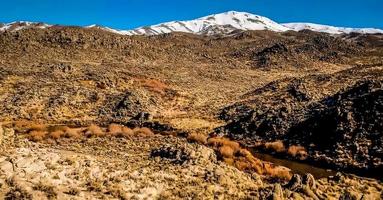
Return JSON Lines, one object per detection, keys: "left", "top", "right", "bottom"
{"left": 217, "top": 69, "right": 383, "bottom": 174}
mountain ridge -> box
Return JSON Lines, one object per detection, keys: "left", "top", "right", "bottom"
{"left": 1, "top": 11, "right": 383, "bottom": 35}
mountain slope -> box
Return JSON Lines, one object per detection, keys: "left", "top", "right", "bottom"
{"left": 124, "top": 11, "right": 290, "bottom": 35}
{"left": 0, "top": 21, "right": 51, "bottom": 32}
{"left": 1, "top": 11, "right": 382, "bottom": 35}
{"left": 283, "top": 22, "right": 383, "bottom": 34}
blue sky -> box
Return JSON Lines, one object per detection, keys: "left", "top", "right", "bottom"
{"left": 0, "top": 0, "right": 382, "bottom": 29}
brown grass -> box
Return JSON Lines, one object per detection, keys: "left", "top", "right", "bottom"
{"left": 219, "top": 146, "right": 235, "bottom": 158}
{"left": 28, "top": 123, "right": 47, "bottom": 131}
{"left": 287, "top": 145, "right": 308, "bottom": 160}
{"left": 223, "top": 158, "right": 234, "bottom": 166}
{"left": 29, "top": 130, "right": 48, "bottom": 141}
{"left": 108, "top": 123, "right": 135, "bottom": 137}
{"left": 12, "top": 120, "right": 32, "bottom": 128}
{"left": 108, "top": 123, "right": 123, "bottom": 136}
{"left": 63, "top": 127, "right": 81, "bottom": 138}
{"left": 206, "top": 136, "right": 292, "bottom": 180}
{"left": 187, "top": 133, "right": 207, "bottom": 145}
{"left": 234, "top": 160, "right": 251, "bottom": 171}
{"left": 49, "top": 130, "right": 64, "bottom": 140}
{"left": 264, "top": 140, "right": 286, "bottom": 153}
{"left": 121, "top": 127, "right": 134, "bottom": 136}
{"left": 263, "top": 163, "right": 292, "bottom": 181}
{"left": 133, "top": 127, "right": 154, "bottom": 137}
{"left": 137, "top": 78, "right": 169, "bottom": 94}
{"left": 85, "top": 124, "right": 105, "bottom": 137}
{"left": 207, "top": 137, "right": 240, "bottom": 151}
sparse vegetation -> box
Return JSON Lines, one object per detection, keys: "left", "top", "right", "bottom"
{"left": 287, "top": 145, "right": 308, "bottom": 160}
{"left": 187, "top": 133, "right": 207, "bottom": 144}
{"left": 138, "top": 78, "right": 169, "bottom": 94}
{"left": 205, "top": 136, "right": 292, "bottom": 180}
{"left": 219, "top": 145, "right": 235, "bottom": 158}
{"left": 33, "top": 182, "right": 57, "bottom": 199}
{"left": 133, "top": 127, "right": 154, "bottom": 137}
{"left": 85, "top": 124, "right": 105, "bottom": 137}
{"left": 28, "top": 123, "right": 47, "bottom": 132}
{"left": 207, "top": 137, "right": 240, "bottom": 151}
{"left": 16, "top": 122, "right": 156, "bottom": 141}
{"left": 264, "top": 140, "right": 285, "bottom": 153}
{"left": 49, "top": 130, "right": 64, "bottom": 139}
{"left": 108, "top": 123, "right": 124, "bottom": 136}
{"left": 63, "top": 127, "right": 81, "bottom": 138}
{"left": 29, "top": 130, "right": 48, "bottom": 142}
{"left": 5, "top": 186, "right": 32, "bottom": 200}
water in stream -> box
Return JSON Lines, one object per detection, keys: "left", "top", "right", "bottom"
{"left": 253, "top": 152, "right": 337, "bottom": 179}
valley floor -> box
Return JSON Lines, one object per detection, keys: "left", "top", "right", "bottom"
{"left": 0, "top": 126, "right": 382, "bottom": 199}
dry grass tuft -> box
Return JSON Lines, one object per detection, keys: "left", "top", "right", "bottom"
{"left": 108, "top": 123, "right": 134, "bottom": 137}
{"left": 63, "top": 127, "right": 81, "bottom": 138}
{"left": 33, "top": 182, "right": 58, "bottom": 199}
{"left": 121, "top": 127, "right": 134, "bottom": 136}
{"left": 12, "top": 120, "right": 32, "bottom": 128}
{"left": 207, "top": 137, "right": 240, "bottom": 151}
{"left": 85, "top": 124, "right": 105, "bottom": 137}
{"left": 223, "top": 158, "right": 234, "bottom": 166}
{"left": 29, "top": 130, "right": 48, "bottom": 141}
{"left": 133, "top": 127, "right": 154, "bottom": 137}
{"left": 263, "top": 163, "right": 292, "bottom": 181}
{"left": 139, "top": 79, "right": 169, "bottom": 94}
{"left": 49, "top": 130, "right": 64, "bottom": 140}
{"left": 187, "top": 133, "right": 207, "bottom": 145}
{"left": 234, "top": 160, "right": 251, "bottom": 171}
{"left": 28, "top": 123, "right": 47, "bottom": 131}
{"left": 206, "top": 136, "right": 292, "bottom": 180}
{"left": 219, "top": 146, "right": 235, "bottom": 158}
{"left": 287, "top": 145, "right": 308, "bottom": 160}
{"left": 108, "top": 123, "right": 124, "bottom": 136}
{"left": 264, "top": 140, "right": 286, "bottom": 153}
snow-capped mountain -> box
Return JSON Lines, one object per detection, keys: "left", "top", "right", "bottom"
{"left": 0, "top": 21, "right": 51, "bottom": 32}
{"left": 282, "top": 23, "right": 383, "bottom": 34}
{"left": 124, "top": 11, "right": 290, "bottom": 35}
{"left": 1, "top": 11, "right": 382, "bottom": 35}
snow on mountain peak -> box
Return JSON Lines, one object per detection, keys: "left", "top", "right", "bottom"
{"left": 125, "top": 11, "right": 290, "bottom": 35}
{"left": 1, "top": 11, "right": 382, "bottom": 36}
{"left": 282, "top": 22, "right": 383, "bottom": 35}
{"left": 0, "top": 21, "right": 51, "bottom": 32}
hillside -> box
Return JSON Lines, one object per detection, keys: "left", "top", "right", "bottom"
{"left": 1, "top": 11, "right": 383, "bottom": 36}
{"left": 0, "top": 18, "right": 382, "bottom": 199}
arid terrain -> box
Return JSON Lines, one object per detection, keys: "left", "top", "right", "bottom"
{"left": 0, "top": 26, "right": 382, "bottom": 199}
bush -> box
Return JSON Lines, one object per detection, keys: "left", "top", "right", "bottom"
{"left": 223, "top": 158, "right": 234, "bottom": 166}
{"left": 207, "top": 137, "right": 240, "bottom": 151}
{"left": 63, "top": 127, "right": 81, "bottom": 138}
{"left": 85, "top": 124, "right": 105, "bottom": 137}
{"left": 187, "top": 133, "right": 207, "bottom": 145}
{"left": 234, "top": 160, "right": 250, "bottom": 171}
{"left": 108, "top": 123, "right": 124, "bottom": 136}
{"left": 287, "top": 145, "right": 308, "bottom": 160}
{"left": 264, "top": 140, "right": 285, "bottom": 153}
{"left": 49, "top": 130, "right": 64, "bottom": 140}
{"left": 133, "top": 127, "right": 154, "bottom": 137}
{"left": 219, "top": 146, "right": 235, "bottom": 158}
{"left": 29, "top": 131, "right": 47, "bottom": 141}
{"left": 108, "top": 123, "right": 135, "bottom": 137}
{"left": 263, "top": 163, "right": 292, "bottom": 181}
{"left": 121, "top": 127, "right": 134, "bottom": 137}
{"left": 141, "top": 79, "right": 168, "bottom": 94}
{"left": 237, "top": 149, "right": 253, "bottom": 158}
{"left": 28, "top": 123, "right": 47, "bottom": 131}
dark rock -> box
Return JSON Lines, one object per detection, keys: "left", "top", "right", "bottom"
{"left": 150, "top": 145, "right": 190, "bottom": 165}
{"left": 285, "top": 174, "right": 302, "bottom": 191}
